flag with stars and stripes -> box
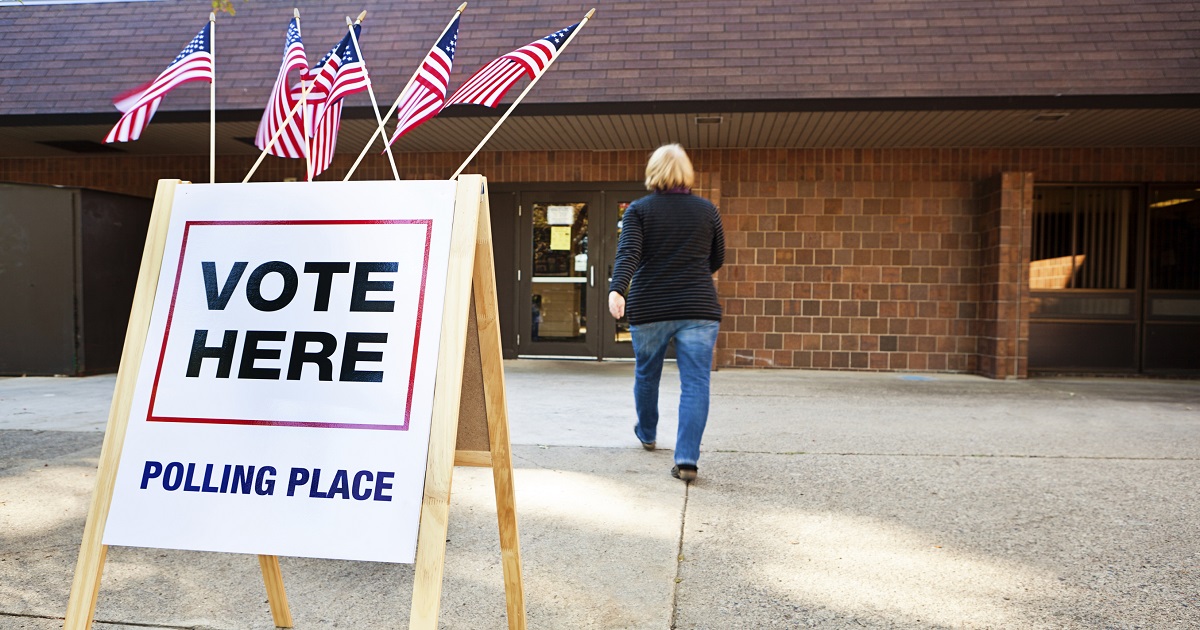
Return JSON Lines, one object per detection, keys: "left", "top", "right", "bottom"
{"left": 291, "top": 33, "right": 343, "bottom": 140}
{"left": 445, "top": 22, "right": 578, "bottom": 109}
{"left": 303, "top": 24, "right": 368, "bottom": 179}
{"left": 255, "top": 17, "right": 308, "bottom": 159}
{"left": 385, "top": 15, "right": 459, "bottom": 147}
{"left": 104, "top": 23, "right": 213, "bottom": 143}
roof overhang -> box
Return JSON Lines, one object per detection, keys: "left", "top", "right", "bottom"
{"left": 2, "top": 95, "right": 1198, "bottom": 158}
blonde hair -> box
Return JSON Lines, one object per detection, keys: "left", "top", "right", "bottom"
{"left": 644, "top": 143, "right": 695, "bottom": 191}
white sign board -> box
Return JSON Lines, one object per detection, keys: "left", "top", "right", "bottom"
{"left": 102, "top": 181, "right": 456, "bottom": 563}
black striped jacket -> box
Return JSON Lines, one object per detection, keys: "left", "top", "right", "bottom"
{"left": 609, "top": 191, "right": 725, "bottom": 325}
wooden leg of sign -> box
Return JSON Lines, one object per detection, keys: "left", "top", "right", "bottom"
{"left": 63, "top": 544, "right": 107, "bottom": 630}
{"left": 258, "top": 555, "right": 293, "bottom": 628}
{"left": 64, "top": 180, "right": 180, "bottom": 630}
{"left": 409, "top": 175, "right": 483, "bottom": 630}
{"left": 473, "top": 186, "right": 527, "bottom": 630}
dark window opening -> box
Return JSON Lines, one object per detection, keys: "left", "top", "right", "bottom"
{"left": 1147, "top": 188, "right": 1200, "bottom": 291}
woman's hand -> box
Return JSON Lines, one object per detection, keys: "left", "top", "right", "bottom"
{"left": 608, "top": 291, "right": 625, "bottom": 319}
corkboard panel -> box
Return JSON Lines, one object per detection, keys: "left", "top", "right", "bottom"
{"left": 455, "top": 295, "right": 490, "bottom": 453}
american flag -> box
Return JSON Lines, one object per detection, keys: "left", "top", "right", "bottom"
{"left": 104, "top": 23, "right": 213, "bottom": 143}
{"left": 304, "top": 24, "right": 368, "bottom": 179}
{"left": 255, "top": 18, "right": 307, "bottom": 159}
{"left": 385, "top": 16, "right": 459, "bottom": 147}
{"left": 445, "top": 22, "right": 578, "bottom": 109}
{"left": 292, "top": 34, "right": 340, "bottom": 140}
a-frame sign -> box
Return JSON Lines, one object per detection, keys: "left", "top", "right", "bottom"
{"left": 64, "top": 175, "right": 525, "bottom": 629}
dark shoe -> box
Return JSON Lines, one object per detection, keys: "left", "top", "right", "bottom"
{"left": 635, "top": 426, "right": 655, "bottom": 450}
{"left": 671, "top": 464, "right": 698, "bottom": 482}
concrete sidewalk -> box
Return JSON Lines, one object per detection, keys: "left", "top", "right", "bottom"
{"left": 1, "top": 362, "right": 1197, "bottom": 629}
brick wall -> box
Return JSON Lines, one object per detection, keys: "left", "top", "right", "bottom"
{"left": 686, "top": 148, "right": 1198, "bottom": 374}
{"left": 715, "top": 175, "right": 981, "bottom": 372}
{"left": 2, "top": 147, "right": 1197, "bottom": 376}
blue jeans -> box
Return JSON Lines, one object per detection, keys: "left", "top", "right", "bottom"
{"left": 630, "top": 319, "right": 720, "bottom": 468}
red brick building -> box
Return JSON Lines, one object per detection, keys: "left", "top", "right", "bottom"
{"left": 2, "top": 0, "right": 1198, "bottom": 376}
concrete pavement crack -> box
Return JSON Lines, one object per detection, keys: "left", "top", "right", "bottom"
{"left": 510, "top": 451, "right": 552, "bottom": 469}
{"left": 0, "top": 610, "right": 199, "bottom": 629}
{"left": 669, "top": 481, "right": 690, "bottom": 630}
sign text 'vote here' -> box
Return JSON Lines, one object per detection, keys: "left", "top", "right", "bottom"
{"left": 148, "top": 220, "right": 434, "bottom": 431}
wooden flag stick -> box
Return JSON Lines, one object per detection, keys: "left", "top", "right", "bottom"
{"left": 345, "top": 12, "right": 399, "bottom": 181}
{"left": 243, "top": 8, "right": 309, "bottom": 184}
{"left": 449, "top": 8, "right": 595, "bottom": 180}
{"left": 299, "top": 8, "right": 311, "bottom": 181}
{"left": 343, "top": 2, "right": 466, "bottom": 181}
{"left": 210, "top": 12, "right": 216, "bottom": 183}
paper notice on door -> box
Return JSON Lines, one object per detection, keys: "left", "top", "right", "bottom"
{"left": 550, "top": 226, "right": 571, "bottom": 250}
{"left": 547, "top": 205, "right": 575, "bottom": 225}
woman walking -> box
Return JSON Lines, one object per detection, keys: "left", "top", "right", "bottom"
{"left": 608, "top": 144, "right": 725, "bottom": 483}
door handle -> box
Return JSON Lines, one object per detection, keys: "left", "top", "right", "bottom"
{"left": 589, "top": 265, "right": 594, "bottom": 287}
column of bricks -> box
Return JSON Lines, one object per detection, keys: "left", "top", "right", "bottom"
{"left": 976, "top": 172, "right": 1034, "bottom": 379}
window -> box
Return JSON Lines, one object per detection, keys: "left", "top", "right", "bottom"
{"left": 1031, "top": 187, "right": 1135, "bottom": 290}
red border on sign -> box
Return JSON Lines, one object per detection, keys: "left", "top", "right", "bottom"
{"left": 146, "top": 220, "right": 434, "bottom": 431}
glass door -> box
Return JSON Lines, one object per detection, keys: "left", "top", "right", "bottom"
{"left": 598, "top": 194, "right": 642, "bottom": 359}
{"left": 1143, "top": 186, "right": 1200, "bottom": 373}
{"left": 521, "top": 194, "right": 599, "bottom": 356}
{"left": 516, "top": 185, "right": 647, "bottom": 358}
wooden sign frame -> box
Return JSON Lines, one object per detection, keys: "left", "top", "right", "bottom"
{"left": 63, "top": 175, "right": 525, "bottom": 630}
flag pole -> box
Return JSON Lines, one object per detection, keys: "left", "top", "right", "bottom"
{"left": 343, "top": 2, "right": 466, "bottom": 181}
{"left": 302, "top": 9, "right": 312, "bottom": 181}
{"left": 345, "top": 11, "right": 399, "bottom": 180}
{"left": 450, "top": 8, "right": 595, "bottom": 180}
{"left": 209, "top": 11, "right": 216, "bottom": 183}
{"left": 243, "top": 8, "right": 309, "bottom": 184}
